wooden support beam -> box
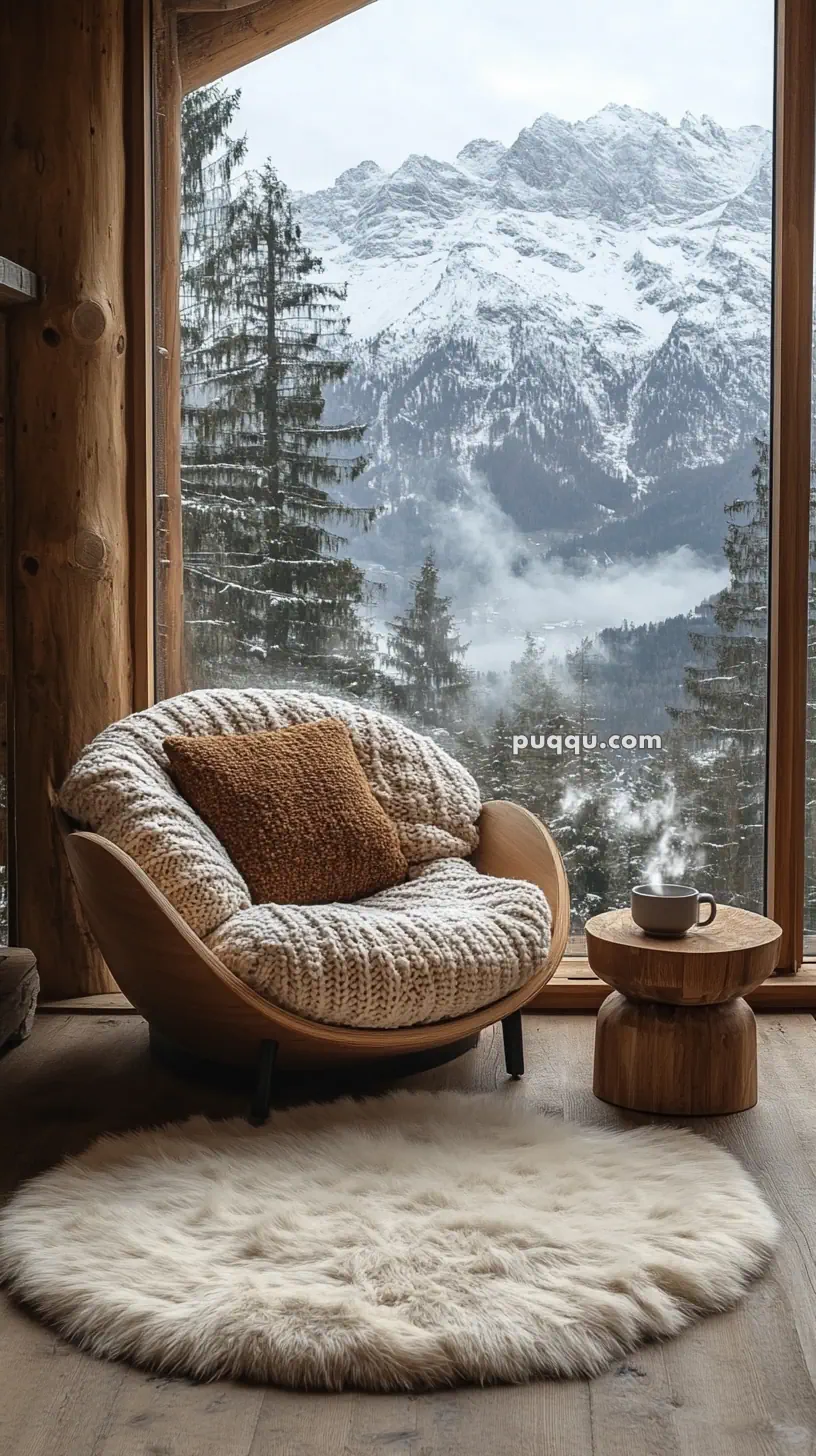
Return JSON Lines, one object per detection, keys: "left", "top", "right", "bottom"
{"left": 178, "top": 0, "right": 376, "bottom": 92}
{"left": 175, "top": 1, "right": 260, "bottom": 12}
{"left": 0, "top": 1, "right": 133, "bottom": 996}
{"left": 766, "top": 0, "right": 816, "bottom": 971}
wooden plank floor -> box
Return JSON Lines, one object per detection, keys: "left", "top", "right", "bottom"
{"left": 2, "top": 1014, "right": 816, "bottom": 1456}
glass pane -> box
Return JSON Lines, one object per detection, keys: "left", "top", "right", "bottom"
{"left": 166, "top": 0, "right": 774, "bottom": 944}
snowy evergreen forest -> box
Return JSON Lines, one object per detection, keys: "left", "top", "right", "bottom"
{"left": 178, "top": 83, "right": 816, "bottom": 934}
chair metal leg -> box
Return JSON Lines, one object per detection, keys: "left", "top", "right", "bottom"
{"left": 248, "top": 1039, "right": 278, "bottom": 1125}
{"left": 502, "top": 1010, "right": 524, "bottom": 1079}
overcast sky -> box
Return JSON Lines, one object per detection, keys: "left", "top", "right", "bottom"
{"left": 229, "top": 0, "right": 774, "bottom": 192}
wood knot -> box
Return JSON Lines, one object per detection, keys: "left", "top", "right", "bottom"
{"left": 71, "top": 300, "right": 107, "bottom": 345}
{"left": 72, "top": 529, "right": 107, "bottom": 573}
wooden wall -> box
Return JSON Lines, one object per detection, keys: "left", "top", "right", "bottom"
{"left": 0, "top": 1, "right": 132, "bottom": 994}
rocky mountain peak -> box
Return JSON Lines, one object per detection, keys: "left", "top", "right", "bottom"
{"left": 293, "top": 105, "right": 772, "bottom": 567}
{"left": 456, "top": 138, "right": 507, "bottom": 178}
{"left": 334, "top": 159, "right": 386, "bottom": 192}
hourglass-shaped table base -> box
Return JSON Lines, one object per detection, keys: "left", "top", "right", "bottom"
{"left": 586, "top": 907, "right": 782, "bottom": 1116}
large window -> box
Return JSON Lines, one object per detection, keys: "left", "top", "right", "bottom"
{"left": 159, "top": 0, "right": 777, "bottom": 945}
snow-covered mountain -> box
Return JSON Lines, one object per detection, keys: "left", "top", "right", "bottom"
{"left": 296, "top": 105, "right": 772, "bottom": 570}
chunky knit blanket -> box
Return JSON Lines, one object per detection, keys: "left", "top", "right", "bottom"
{"left": 60, "top": 690, "right": 551, "bottom": 1028}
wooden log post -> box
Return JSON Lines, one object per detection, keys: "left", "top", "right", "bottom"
{"left": 0, "top": 1, "right": 133, "bottom": 995}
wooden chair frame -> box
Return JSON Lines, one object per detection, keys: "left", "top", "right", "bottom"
{"left": 60, "top": 799, "right": 568, "bottom": 1111}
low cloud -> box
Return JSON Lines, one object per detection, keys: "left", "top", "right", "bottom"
{"left": 400, "top": 470, "right": 729, "bottom": 670}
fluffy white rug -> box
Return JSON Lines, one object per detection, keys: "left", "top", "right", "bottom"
{"left": 0, "top": 1091, "right": 778, "bottom": 1390}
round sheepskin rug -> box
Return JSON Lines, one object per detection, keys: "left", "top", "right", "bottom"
{"left": 0, "top": 1090, "right": 778, "bottom": 1390}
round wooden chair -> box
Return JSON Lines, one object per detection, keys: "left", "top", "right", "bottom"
{"left": 61, "top": 801, "right": 569, "bottom": 1119}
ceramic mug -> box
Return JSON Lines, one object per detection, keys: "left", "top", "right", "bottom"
{"left": 631, "top": 883, "right": 717, "bottom": 937}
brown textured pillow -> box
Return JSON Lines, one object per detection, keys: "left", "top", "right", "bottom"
{"left": 163, "top": 718, "right": 408, "bottom": 907}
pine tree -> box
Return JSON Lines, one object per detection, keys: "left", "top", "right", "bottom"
{"left": 667, "top": 438, "right": 770, "bottom": 906}
{"left": 549, "top": 636, "right": 620, "bottom": 927}
{"left": 179, "top": 82, "right": 246, "bottom": 500}
{"left": 181, "top": 83, "right": 246, "bottom": 238}
{"left": 169, "top": 84, "right": 247, "bottom": 688}
{"left": 550, "top": 785, "right": 612, "bottom": 927}
{"left": 382, "top": 552, "right": 470, "bottom": 726}
{"left": 180, "top": 102, "right": 377, "bottom": 692}
{"left": 562, "top": 636, "right": 606, "bottom": 793}
{"left": 478, "top": 709, "right": 520, "bottom": 801}
{"left": 498, "top": 635, "right": 571, "bottom": 826}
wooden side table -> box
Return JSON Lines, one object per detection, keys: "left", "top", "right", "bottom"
{"left": 586, "top": 907, "right": 782, "bottom": 1115}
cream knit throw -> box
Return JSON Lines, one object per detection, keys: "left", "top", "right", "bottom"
{"left": 60, "top": 690, "right": 551, "bottom": 1028}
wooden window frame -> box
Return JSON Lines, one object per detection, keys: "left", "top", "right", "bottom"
{"left": 146, "top": 0, "right": 816, "bottom": 1001}
{"left": 766, "top": 0, "right": 816, "bottom": 972}
{"left": 128, "top": 0, "right": 156, "bottom": 715}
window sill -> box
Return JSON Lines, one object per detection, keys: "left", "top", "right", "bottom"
{"left": 529, "top": 960, "right": 816, "bottom": 1011}
{"left": 39, "top": 966, "right": 816, "bottom": 1018}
